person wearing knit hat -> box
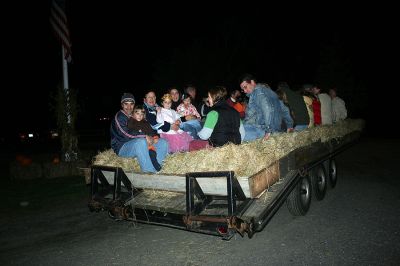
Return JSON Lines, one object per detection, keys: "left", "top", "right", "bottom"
{"left": 121, "top": 93, "right": 135, "bottom": 103}
{"left": 110, "top": 92, "right": 169, "bottom": 173}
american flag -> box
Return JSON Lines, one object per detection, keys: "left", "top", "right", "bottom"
{"left": 50, "top": 0, "right": 72, "bottom": 62}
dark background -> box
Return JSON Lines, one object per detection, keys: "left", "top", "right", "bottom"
{"left": 2, "top": 2, "right": 394, "bottom": 147}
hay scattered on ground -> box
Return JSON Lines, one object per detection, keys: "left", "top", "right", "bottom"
{"left": 93, "top": 119, "right": 364, "bottom": 177}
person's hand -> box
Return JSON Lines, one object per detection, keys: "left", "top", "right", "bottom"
{"left": 146, "top": 135, "right": 154, "bottom": 146}
{"left": 171, "top": 123, "right": 180, "bottom": 131}
{"left": 263, "top": 132, "right": 271, "bottom": 140}
{"left": 185, "top": 115, "right": 194, "bottom": 120}
{"left": 156, "top": 107, "right": 161, "bottom": 112}
{"left": 287, "top": 128, "right": 294, "bottom": 133}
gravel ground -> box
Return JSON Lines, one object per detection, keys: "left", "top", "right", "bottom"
{"left": 1, "top": 137, "right": 399, "bottom": 266}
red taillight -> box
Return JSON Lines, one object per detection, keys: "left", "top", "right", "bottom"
{"left": 217, "top": 226, "right": 227, "bottom": 235}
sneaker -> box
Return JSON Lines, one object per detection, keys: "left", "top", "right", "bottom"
{"left": 148, "top": 149, "right": 161, "bottom": 171}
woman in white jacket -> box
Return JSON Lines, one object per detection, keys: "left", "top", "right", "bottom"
{"left": 329, "top": 88, "right": 347, "bottom": 123}
{"left": 156, "top": 93, "right": 193, "bottom": 153}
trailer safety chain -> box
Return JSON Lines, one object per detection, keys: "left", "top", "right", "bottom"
{"left": 126, "top": 206, "right": 138, "bottom": 228}
{"left": 107, "top": 200, "right": 133, "bottom": 221}
{"left": 183, "top": 215, "right": 254, "bottom": 238}
{"left": 228, "top": 216, "right": 254, "bottom": 238}
{"left": 125, "top": 193, "right": 138, "bottom": 227}
{"left": 88, "top": 199, "right": 105, "bottom": 212}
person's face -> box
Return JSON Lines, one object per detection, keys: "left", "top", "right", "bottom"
{"left": 207, "top": 93, "right": 214, "bottom": 107}
{"left": 240, "top": 80, "right": 256, "bottom": 94}
{"left": 133, "top": 110, "right": 144, "bottom": 121}
{"left": 329, "top": 89, "right": 337, "bottom": 98}
{"left": 312, "top": 87, "right": 320, "bottom": 95}
{"left": 233, "top": 90, "right": 241, "bottom": 99}
{"left": 183, "top": 97, "right": 191, "bottom": 107}
{"left": 145, "top": 92, "right": 156, "bottom": 106}
{"left": 187, "top": 88, "right": 196, "bottom": 99}
{"left": 162, "top": 99, "right": 172, "bottom": 109}
{"left": 170, "top": 89, "right": 180, "bottom": 102}
{"left": 121, "top": 101, "right": 135, "bottom": 115}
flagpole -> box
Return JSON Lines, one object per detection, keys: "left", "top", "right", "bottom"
{"left": 52, "top": 0, "right": 77, "bottom": 162}
{"left": 61, "top": 45, "right": 71, "bottom": 124}
{"left": 61, "top": 44, "right": 77, "bottom": 162}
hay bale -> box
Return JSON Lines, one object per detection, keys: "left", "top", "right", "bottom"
{"left": 92, "top": 119, "right": 365, "bottom": 176}
{"left": 93, "top": 149, "right": 141, "bottom": 172}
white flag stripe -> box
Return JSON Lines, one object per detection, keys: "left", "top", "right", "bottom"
{"left": 50, "top": 9, "right": 70, "bottom": 39}
{"left": 51, "top": 0, "right": 67, "bottom": 22}
{"left": 50, "top": 20, "right": 71, "bottom": 48}
{"left": 50, "top": 0, "right": 72, "bottom": 61}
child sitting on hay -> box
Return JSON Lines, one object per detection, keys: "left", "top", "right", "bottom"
{"left": 176, "top": 93, "right": 202, "bottom": 139}
{"left": 156, "top": 94, "right": 193, "bottom": 153}
{"left": 128, "top": 105, "right": 161, "bottom": 171}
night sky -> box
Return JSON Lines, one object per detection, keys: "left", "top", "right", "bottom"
{"left": 4, "top": 3, "right": 391, "bottom": 139}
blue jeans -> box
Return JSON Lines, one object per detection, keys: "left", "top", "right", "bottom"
{"left": 294, "top": 124, "right": 308, "bottom": 131}
{"left": 180, "top": 120, "right": 202, "bottom": 140}
{"left": 243, "top": 124, "right": 265, "bottom": 141}
{"left": 118, "top": 138, "right": 169, "bottom": 173}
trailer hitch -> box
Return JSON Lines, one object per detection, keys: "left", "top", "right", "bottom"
{"left": 108, "top": 205, "right": 132, "bottom": 220}
{"left": 183, "top": 215, "right": 254, "bottom": 238}
{"left": 88, "top": 198, "right": 132, "bottom": 220}
{"left": 88, "top": 199, "right": 105, "bottom": 212}
{"left": 228, "top": 216, "right": 254, "bottom": 238}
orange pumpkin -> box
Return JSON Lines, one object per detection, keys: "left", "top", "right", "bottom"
{"left": 52, "top": 157, "right": 60, "bottom": 164}
{"left": 16, "top": 154, "right": 25, "bottom": 163}
{"left": 20, "top": 157, "right": 32, "bottom": 166}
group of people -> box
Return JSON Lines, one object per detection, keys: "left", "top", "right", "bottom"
{"left": 300, "top": 83, "right": 347, "bottom": 128}
{"left": 110, "top": 74, "right": 347, "bottom": 173}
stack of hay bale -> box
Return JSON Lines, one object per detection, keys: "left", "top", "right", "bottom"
{"left": 93, "top": 119, "right": 365, "bottom": 177}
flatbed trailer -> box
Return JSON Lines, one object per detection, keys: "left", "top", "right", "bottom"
{"left": 87, "top": 131, "right": 360, "bottom": 240}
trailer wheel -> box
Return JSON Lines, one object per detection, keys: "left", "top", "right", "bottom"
{"left": 286, "top": 175, "right": 311, "bottom": 216}
{"left": 310, "top": 164, "right": 327, "bottom": 201}
{"left": 328, "top": 159, "right": 337, "bottom": 188}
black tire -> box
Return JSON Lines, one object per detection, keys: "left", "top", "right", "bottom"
{"left": 310, "top": 164, "right": 327, "bottom": 201}
{"left": 286, "top": 175, "right": 312, "bottom": 216}
{"left": 328, "top": 159, "right": 337, "bottom": 188}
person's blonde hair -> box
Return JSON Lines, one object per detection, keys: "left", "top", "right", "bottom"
{"left": 161, "top": 93, "right": 172, "bottom": 103}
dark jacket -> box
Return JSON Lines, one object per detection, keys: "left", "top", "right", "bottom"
{"left": 171, "top": 100, "right": 180, "bottom": 111}
{"left": 282, "top": 87, "right": 309, "bottom": 126}
{"left": 110, "top": 110, "right": 146, "bottom": 154}
{"left": 127, "top": 118, "right": 157, "bottom": 136}
{"left": 143, "top": 103, "right": 171, "bottom": 132}
{"left": 209, "top": 101, "right": 241, "bottom": 147}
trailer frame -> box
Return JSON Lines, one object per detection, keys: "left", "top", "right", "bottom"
{"left": 87, "top": 132, "right": 360, "bottom": 239}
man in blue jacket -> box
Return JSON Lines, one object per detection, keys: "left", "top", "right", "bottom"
{"left": 110, "top": 93, "right": 168, "bottom": 172}
{"left": 239, "top": 74, "right": 293, "bottom": 141}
